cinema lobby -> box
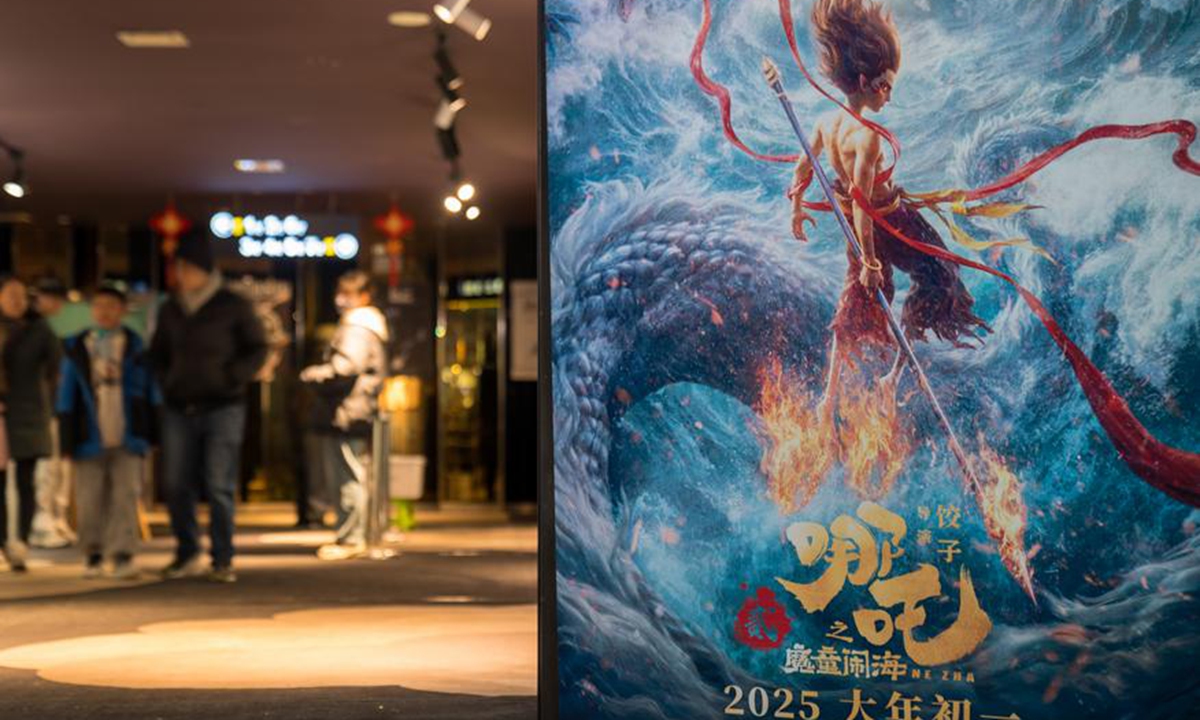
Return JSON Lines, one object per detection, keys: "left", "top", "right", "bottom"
{"left": 4, "top": 1, "right": 1200, "bottom": 719}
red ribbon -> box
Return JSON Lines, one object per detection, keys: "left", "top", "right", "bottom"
{"left": 690, "top": 0, "right": 798, "bottom": 163}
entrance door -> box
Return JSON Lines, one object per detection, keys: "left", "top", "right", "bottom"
{"left": 437, "top": 297, "right": 499, "bottom": 503}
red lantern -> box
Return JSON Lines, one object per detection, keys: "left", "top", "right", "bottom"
{"left": 150, "top": 200, "right": 193, "bottom": 290}
{"left": 373, "top": 204, "right": 414, "bottom": 288}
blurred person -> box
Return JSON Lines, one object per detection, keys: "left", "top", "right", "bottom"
{"left": 150, "top": 237, "right": 267, "bottom": 583}
{"left": 57, "top": 285, "right": 158, "bottom": 579}
{"left": 301, "top": 270, "right": 388, "bottom": 560}
{"left": 0, "top": 276, "right": 62, "bottom": 572}
{"left": 32, "top": 276, "right": 68, "bottom": 320}
{"left": 29, "top": 275, "right": 75, "bottom": 550}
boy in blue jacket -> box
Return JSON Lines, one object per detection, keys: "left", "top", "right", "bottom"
{"left": 57, "top": 285, "right": 158, "bottom": 579}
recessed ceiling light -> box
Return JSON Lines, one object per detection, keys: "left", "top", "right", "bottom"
{"left": 388, "top": 11, "right": 432, "bottom": 28}
{"left": 116, "top": 31, "right": 191, "bottom": 49}
{"left": 422, "top": 595, "right": 478, "bottom": 604}
{"left": 234, "top": 159, "right": 286, "bottom": 174}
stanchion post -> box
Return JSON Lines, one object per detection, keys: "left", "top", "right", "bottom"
{"left": 367, "top": 414, "right": 392, "bottom": 557}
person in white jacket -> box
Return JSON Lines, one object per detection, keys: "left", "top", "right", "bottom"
{"left": 300, "top": 271, "right": 389, "bottom": 560}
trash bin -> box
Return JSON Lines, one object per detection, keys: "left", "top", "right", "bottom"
{"left": 389, "top": 454, "right": 426, "bottom": 531}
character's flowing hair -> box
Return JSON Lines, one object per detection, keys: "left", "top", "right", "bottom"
{"left": 811, "top": 0, "right": 901, "bottom": 95}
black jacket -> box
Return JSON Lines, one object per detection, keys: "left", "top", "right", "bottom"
{"left": 1, "top": 313, "right": 62, "bottom": 459}
{"left": 150, "top": 288, "right": 268, "bottom": 412}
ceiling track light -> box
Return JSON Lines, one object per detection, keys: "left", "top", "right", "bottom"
{"left": 432, "top": 42, "right": 467, "bottom": 131}
{"left": 1, "top": 144, "right": 27, "bottom": 199}
{"left": 433, "top": 97, "right": 464, "bottom": 131}
{"left": 433, "top": 0, "right": 471, "bottom": 24}
{"left": 433, "top": 0, "right": 491, "bottom": 41}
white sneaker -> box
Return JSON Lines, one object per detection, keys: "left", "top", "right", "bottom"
{"left": 30, "top": 530, "right": 72, "bottom": 550}
{"left": 317, "top": 542, "right": 367, "bottom": 561}
{"left": 110, "top": 560, "right": 140, "bottom": 581}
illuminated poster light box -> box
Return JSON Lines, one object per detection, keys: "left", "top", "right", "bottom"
{"left": 539, "top": 1, "right": 1200, "bottom": 719}
{"left": 210, "top": 212, "right": 360, "bottom": 260}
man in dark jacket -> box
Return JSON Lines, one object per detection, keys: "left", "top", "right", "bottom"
{"left": 150, "top": 237, "right": 267, "bottom": 583}
{"left": 57, "top": 285, "right": 158, "bottom": 579}
{"left": 0, "top": 276, "right": 62, "bottom": 572}
{"left": 301, "top": 270, "right": 388, "bottom": 560}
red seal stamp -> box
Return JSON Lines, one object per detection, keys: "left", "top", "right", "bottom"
{"left": 734, "top": 587, "right": 792, "bottom": 650}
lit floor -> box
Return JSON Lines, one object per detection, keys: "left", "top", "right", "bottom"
{"left": 0, "top": 504, "right": 537, "bottom": 719}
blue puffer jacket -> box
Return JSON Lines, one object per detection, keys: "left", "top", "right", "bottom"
{"left": 56, "top": 328, "right": 160, "bottom": 459}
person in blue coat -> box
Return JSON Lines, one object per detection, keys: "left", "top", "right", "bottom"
{"left": 57, "top": 285, "right": 159, "bottom": 579}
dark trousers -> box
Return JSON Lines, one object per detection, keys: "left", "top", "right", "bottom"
{"left": 163, "top": 404, "right": 246, "bottom": 568}
{"left": 319, "top": 435, "right": 370, "bottom": 545}
{"left": 0, "top": 459, "right": 37, "bottom": 545}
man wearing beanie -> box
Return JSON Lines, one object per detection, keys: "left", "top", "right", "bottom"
{"left": 149, "top": 235, "right": 267, "bottom": 583}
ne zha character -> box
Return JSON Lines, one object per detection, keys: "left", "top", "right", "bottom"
{"left": 789, "top": 0, "right": 990, "bottom": 424}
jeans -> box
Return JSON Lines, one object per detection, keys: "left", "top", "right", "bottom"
{"left": 163, "top": 404, "right": 246, "bottom": 568}
{"left": 319, "top": 435, "right": 369, "bottom": 546}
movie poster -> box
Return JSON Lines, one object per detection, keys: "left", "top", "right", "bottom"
{"left": 541, "top": 1, "right": 1200, "bottom": 718}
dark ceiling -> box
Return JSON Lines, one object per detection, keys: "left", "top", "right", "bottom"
{"left": 0, "top": 0, "right": 538, "bottom": 231}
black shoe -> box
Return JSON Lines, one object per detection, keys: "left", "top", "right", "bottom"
{"left": 161, "top": 554, "right": 202, "bottom": 579}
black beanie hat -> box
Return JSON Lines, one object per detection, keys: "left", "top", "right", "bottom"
{"left": 175, "top": 235, "right": 215, "bottom": 273}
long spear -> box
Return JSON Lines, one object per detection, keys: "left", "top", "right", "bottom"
{"left": 760, "top": 58, "right": 1036, "bottom": 601}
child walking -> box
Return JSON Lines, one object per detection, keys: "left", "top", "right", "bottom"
{"left": 57, "top": 285, "right": 158, "bottom": 579}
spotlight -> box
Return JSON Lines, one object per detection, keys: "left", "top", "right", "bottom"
{"left": 454, "top": 8, "right": 491, "bottom": 40}
{"left": 433, "top": 0, "right": 470, "bottom": 23}
{"left": 465, "top": 205, "right": 481, "bottom": 220}
{"left": 456, "top": 183, "right": 475, "bottom": 201}
{"left": 3, "top": 180, "right": 26, "bottom": 199}
{"left": 433, "top": 83, "right": 467, "bottom": 131}
{"left": 433, "top": 0, "right": 491, "bottom": 41}
{"left": 3, "top": 150, "right": 26, "bottom": 199}
{"left": 444, "top": 196, "right": 463, "bottom": 213}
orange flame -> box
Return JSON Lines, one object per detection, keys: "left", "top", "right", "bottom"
{"left": 974, "top": 437, "right": 1037, "bottom": 602}
{"left": 758, "top": 360, "right": 912, "bottom": 512}
{"left": 758, "top": 360, "right": 833, "bottom": 512}
{"left": 835, "top": 377, "right": 911, "bottom": 501}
